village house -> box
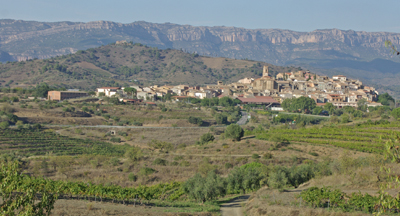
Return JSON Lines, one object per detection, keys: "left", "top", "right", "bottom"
{"left": 97, "top": 87, "right": 121, "bottom": 97}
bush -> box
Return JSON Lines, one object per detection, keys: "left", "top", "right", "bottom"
{"left": 109, "top": 157, "right": 120, "bottom": 166}
{"left": 128, "top": 173, "right": 137, "bottom": 182}
{"left": 153, "top": 158, "right": 168, "bottom": 166}
{"left": 110, "top": 137, "right": 121, "bottom": 143}
{"left": 171, "top": 161, "right": 179, "bottom": 166}
{"left": 188, "top": 116, "right": 203, "bottom": 126}
{"left": 225, "top": 124, "right": 244, "bottom": 141}
{"left": 199, "top": 133, "right": 215, "bottom": 145}
{"left": 180, "top": 161, "right": 190, "bottom": 167}
{"left": 263, "top": 153, "right": 273, "bottom": 159}
{"left": 174, "top": 156, "right": 184, "bottom": 161}
{"left": 0, "top": 121, "right": 10, "bottom": 130}
{"left": 183, "top": 171, "right": 226, "bottom": 202}
{"left": 225, "top": 163, "right": 233, "bottom": 169}
{"left": 215, "top": 114, "right": 228, "bottom": 124}
{"left": 309, "top": 152, "right": 319, "bottom": 156}
{"left": 139, "top": 167, "right": 156, "bottom": 176}
{"left": 251, "top": 154, "right": 260, "bottom": 159}
{"left": 226, "top": 162, "right": 266, "bottom": 194}
{"left": 132, "top": 121, "right": 143, "bottom": 126}
{"left": 392, "top": 107, "right": 400, "bottom": 119}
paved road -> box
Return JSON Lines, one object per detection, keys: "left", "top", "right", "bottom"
{"left": 220, "top": 195, "right": 249, "bottom": 216}
{"left": 237, "top": 111, "right": 248, "bottom": 125}
{"left": 279, "top": 112, "right": 330, "bottom": 118}
{"left": 13, "top": 124, "right": 227, "bottom": 129}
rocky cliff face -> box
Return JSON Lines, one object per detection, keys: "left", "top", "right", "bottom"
{"left": 1, "top": 19, "right": 400, "bottom": 63}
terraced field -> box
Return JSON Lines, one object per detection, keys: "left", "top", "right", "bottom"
{"left": 0, "top": 129, "right": 128, "bottom": 156}
{"left": 256, "top": 121, "right": 400, "bottom": 153}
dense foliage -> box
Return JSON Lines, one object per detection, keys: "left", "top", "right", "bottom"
{"left": 224, "top": 124, "right": 244, "bottom": 141}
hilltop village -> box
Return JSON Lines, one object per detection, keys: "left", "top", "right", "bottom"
{"left": 48, "top": 66, "right": 381, "bottom": 109}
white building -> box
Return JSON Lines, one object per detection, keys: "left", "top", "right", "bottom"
{"left": 97, "top": 87, "right": 121, "bottom": 97}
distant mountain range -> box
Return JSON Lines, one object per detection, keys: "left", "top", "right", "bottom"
{"left": 1, "top": 19, "right": 400, "bottom": 96}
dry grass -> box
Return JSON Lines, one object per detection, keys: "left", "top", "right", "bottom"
{"left": 245, "top": 188, "right": 370, "bottom": 216}
{"left": 52, "top": 199, "right": 215, "bottom": 216}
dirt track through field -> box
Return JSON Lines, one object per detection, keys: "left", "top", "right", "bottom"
{"left": 220, "top": 195, "right": 249, "bottom": 216}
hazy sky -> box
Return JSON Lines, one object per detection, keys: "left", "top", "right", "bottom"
{"left": 1, "top": 0, "right": 399, "bottom": 32}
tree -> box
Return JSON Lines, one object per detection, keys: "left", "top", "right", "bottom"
{"left": 312, "top": 106, "right": 323, "bottom": 115}
{"left": 183, "top": 171, "right": 226, "bottom": 203}
{"left": 282, "top": 97, "right": 316, "bottom": 113}
{"left": 188, "top": 116, "right": 203, "bottom": 126}
{"left": 225, "top": 124, "right": 244, "bottom": 141}
{"left": 324, "top": 103, "right": 335, "bottom": 115}
{"left": 35, "top": 83, "right": 50, "bottom": 98}
{"left": 219, "top": 96, "right": 234, "bottom": 107}
{"left": 357, "top": 98, "right": 368, "bottom": 111}
{"left": 377, "top": 93, "right": 395, "bottom": 107}
{"left": 226, "top": 162, "right": 266, "bottom": 194}
{"left": 215, "top": 114, "right": 228, "bottom": 125}
{"left": 124, "top": 87, "right": 137, "bottom": 99}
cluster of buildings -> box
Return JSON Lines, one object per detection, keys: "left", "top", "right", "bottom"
{"left": 48, "top": 65, "right": 382, "bottom": 109}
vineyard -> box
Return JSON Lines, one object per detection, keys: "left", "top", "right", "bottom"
{"left": 0, "top": 162, "right": 199, "bottom": 215}
{"left": 300, "top": 187, "right": 399, "bottom": 213}
{"left": 0, "top": 129, "right": 129, "bottom": 156}
{"left": 256, "top": 121, "right": 400, "bottom": 153}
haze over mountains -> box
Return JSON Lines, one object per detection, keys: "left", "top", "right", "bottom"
{"left": 1, "top": 19, "right": 400, "bottom": 96}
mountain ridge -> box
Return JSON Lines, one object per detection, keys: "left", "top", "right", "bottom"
{"left": 1, "top": 19, "right": 400, "bottom": 97}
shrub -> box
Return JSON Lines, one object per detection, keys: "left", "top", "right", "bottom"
{"left": 224, "top": 163, "right": 233, "bottom": 169}
{"left": 215, "top": 114, "right": 228, "bottom": 124}
{"left": 225, "top": 124, "right": 244, "bottom": 141}
{"left": 139, "top": 167, "right": 156, "bottom": 176}
{"left": 180, "top": 161, "right": 190, "bottom": 167}
{"left": 161, "top": 108, "right": 168, "bottom": 112}
{"left": 309, "top": 152, "right": 319, "bottom": 157}
{"left": 263, "top": 153, "right": 273, "bottom": 159}
{"left": 199, "top": 133, "right": 215, "bottom": 145}
{"left": 188, "top": 116, "right": 203, "bottom": 126}
{"left": 118, "top": 131, "right": 128, "bottom": 136}
{"left": 171, "top": 161, "right": 179, "bottom": 166}
{"left": 110, "top": 137, "right": 121, "bottom": 143}
{"left": 391, "top": 107, "right": 400, "bottom": 119}
{"left": 125, "top": 147, "right": 143, "bottom": 162}
{"left": 132, "top": 121, "right": 143, "bottom": 126}
{"left": 252, "top": 154, "right": 260, "bottom": 159}
{"left": 109, "top": 157, "right": 120, "bottom": 166}
{"left": 174, "top": 156, "right": 184, "bottom": 161}
{"left": 153, "top": 158, "right": 168, "bottom": 166}
{"left": 0, "top": 121, "right": 10, "bottom": 130}
{"left": 128, "top": 173, "right": 137, "bottom": 182}
{"left": 183, "top": 171, "right": 226, "bottom": 202}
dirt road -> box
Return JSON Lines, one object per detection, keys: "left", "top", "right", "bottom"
{"left": 220, "top": 195, "right": 249, "bottom": 216}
